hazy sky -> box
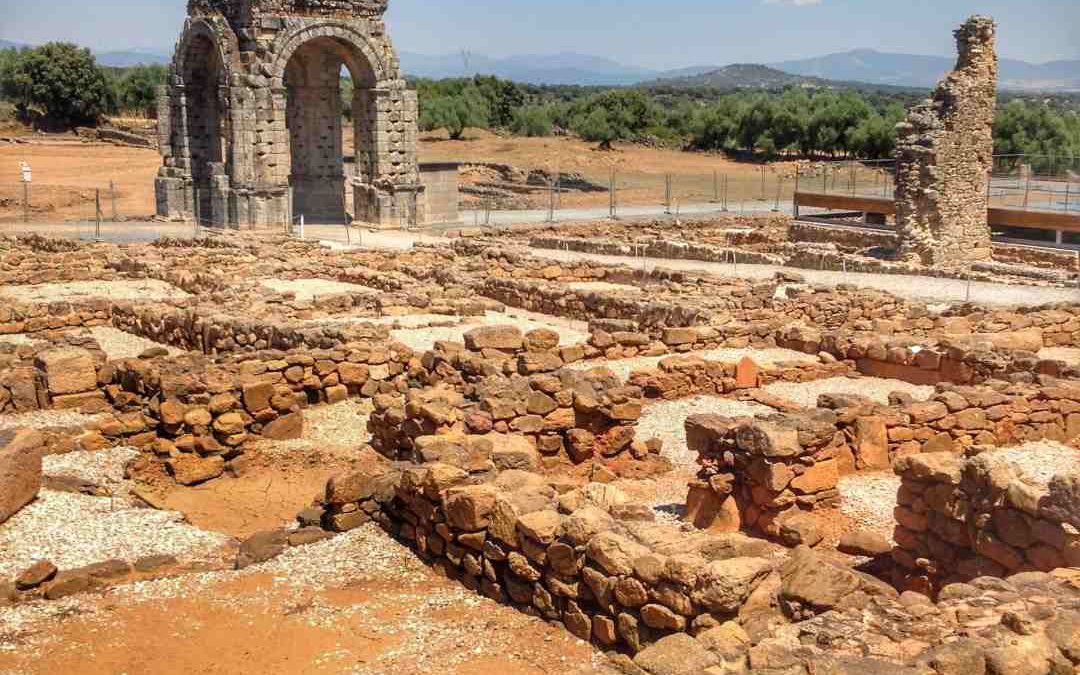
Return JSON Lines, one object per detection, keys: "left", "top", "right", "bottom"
{"left": 1, "top": 0, "right": 1078, "bottom": 67}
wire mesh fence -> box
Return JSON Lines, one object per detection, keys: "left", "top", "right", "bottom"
{"left": 800, "top": 155, "right": 1079, "bottom": 213}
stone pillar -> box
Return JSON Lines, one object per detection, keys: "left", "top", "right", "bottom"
{"left": 895, "top": 16, "right": 998, "bottom": 266}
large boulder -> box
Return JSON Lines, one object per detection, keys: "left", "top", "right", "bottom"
{"left": 464, "top": 325, "right": 523, "bottom": 352}
{"left": 36, "top": 347, "right": 97, "bottom": 396}
{"left": 0, "top": 429, "right": 44, "bottom": 524}
{"left": 692, "top": 557, "right": 774, "bottom": 614}
{"left": 633, "top": 633, "right": 719, "bottom": 675}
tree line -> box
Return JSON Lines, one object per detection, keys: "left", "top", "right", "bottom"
{"left": 3, "top": 42, "right": 1079, "bottom": 166}
{"left": 0, "top": 43, "right": 166, "bottom": 126}
{"left": 415, "top": 75, "right": 1080, "bottom": 162}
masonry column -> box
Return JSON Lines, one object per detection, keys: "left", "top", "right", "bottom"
{"left": 895, "top": 16, "right": 998, "bottom": 266}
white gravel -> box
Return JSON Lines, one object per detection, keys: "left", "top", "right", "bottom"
{"left": 390, "top": 309, "right": 589, "bottom": 352}
{"left": 0, "top": 490, "right": 231, "bottom": 578}
{"left": 985, "top": 441, "right": 1080, "bottom": 488}
{"left": 0, "top": 409, "right": 107, "bottom": 431}
{"left": 0, "top": 334, "right": 33, "bottom": 346}
{"left": 260, "top": 278, "right": 379, "bottom": 301}
{"left": 567, "top": 281, "right": 643, "bottom": 293}
{"left": 0, "top": 279, "right": 188, "bottom": 303}
{"left": 838, "top": 472, "right": 901, "bottom": 542}
{"left": 763, "top": 376, "right": 934, "bottom": 407}
{"left": 42, "top": 446, "right": 139, "bottom": 494}
{"left": 635, "top": 395, "right": 773, "bottom": 470}
{"left": 87, "top": 326, "right": 185, "bottom": 360}
{"left": 255, "top": 398, "right": 374, "bottom": 455}
{"left": 1039, "top": 347, "right": 1080, "bottom": 365}
{"left": 567, "top": 346, "right": 817, "bottom": 382}
{"left": 531, "top": 247, "right": 1080, "bottom": 307}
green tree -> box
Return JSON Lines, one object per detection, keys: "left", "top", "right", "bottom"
{"left": 1, "top": 43, "right": 114, "bottom": 126}
{"left": 419, "top": 85, "right": 489, "bottom": 140}
{"left": 570, "top": 89, "right": 658, "bottom": 149}
{"left": 115, "top": 64, "right": 168, "bottom": 117}
{"left": 471, "top": 75, "right": 526, "bottom": 129}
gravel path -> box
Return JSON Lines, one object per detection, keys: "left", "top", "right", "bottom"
{"left": 566, "top": 346, "right": 817, "bottom": 382}
{"left": 985, "top": 441, "right": 1080, "bottom": 488}
{"left": 530, "top": 248, "right": 1080, "bottom": 307}
{"left": 635, "top": 395, "right": 773, "bottom": 470}
{"left": 0, "top": 279, "right": 188, "bottom": 303}
{"left": 837, "top": 473, "right": 901, "bottom": 542}
{"left": 390, "top": 309, "right": 589, "bottom": 352}
{"left": 763, "top": 376, "right": 934, "bottom": 407}
{"left": 259, "top": 278, "right": 379, "bottom": 301}
{"left": 0, "top": 410, "right": 107, "bottom": 431}
{"left": 88, "top": 326, "right": 185, "bottom": 360}
{"left": 0, "top": 490, "right": 230, "bottom": 578}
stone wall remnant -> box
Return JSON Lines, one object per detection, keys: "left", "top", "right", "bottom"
{"left": 895, "top": 16, "right": 998, "bottom": 266}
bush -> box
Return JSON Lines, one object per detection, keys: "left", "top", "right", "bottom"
{"left": 511, "top": 105, "right": 553, "bottom": 137}
{"left": 0, "top": 42, "right": 114, "bottom": 126}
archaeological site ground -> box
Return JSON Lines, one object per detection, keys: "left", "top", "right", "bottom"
{"left": 2, "top": 4, "right": 1080, "bottom": 675}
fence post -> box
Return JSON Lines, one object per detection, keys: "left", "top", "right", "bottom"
{"left": 22, "top": 182, "right": 29, "bottom": 223}
{"left": 110, "top": 181, "right": 118, "bottom": 222}
{"left": 609, "top": 170, "right": 617, "bottom": 219}
{"left": 794, "top": 166, "right": 800, "bottom": 218}
{"left": 713, "top": 170, "right": 719, "bottom": 203}
{"left": 774, "top": 176, "right": 782, "bottom": 212}
{"left": 548, "top": 179, "right": 555, "bottom": 223}
{"left": 664, "top": 174, "right": 672, "bottom": 215}
{"left": 760, "top": 165, "right": 766, "bottom": 201}
{"left": 94, "top": 189, "right": 102, "bottom": 241}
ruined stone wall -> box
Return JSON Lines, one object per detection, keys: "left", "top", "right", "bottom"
{"left": 895, "top": 16, "right": 998, "bottom": 265}
{"left": 893, "top": 451, "right": 1080, "bottom": 592}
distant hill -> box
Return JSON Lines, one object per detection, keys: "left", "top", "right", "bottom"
{"left": 770, "top": 48, "right": 1080, "bottom": 93}
{"left": 645, "top": 63, "right": 833, "bottom": 90}
{"left": 3, "top": 37, "right": 1078, "bottom": 92}
{"left": 399, "top": 51, "right": 655, "bottom": 86}
{"left": 0, "top": 38, "right": 169, "bottom": 66}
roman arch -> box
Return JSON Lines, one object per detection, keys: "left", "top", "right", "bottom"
{"left": 156, "top": 0, "right": 423, "bottom": 229}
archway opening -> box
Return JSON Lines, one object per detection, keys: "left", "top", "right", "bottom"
{"left": 284, "top": 36, "right": 377, "bottom": 225}
{"left": 182, "top": 33, "right": 226, "bottom": 225}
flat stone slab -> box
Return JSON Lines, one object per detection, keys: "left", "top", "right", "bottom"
{"left": 0, "top": 428, "right": 44, "bottom": 525}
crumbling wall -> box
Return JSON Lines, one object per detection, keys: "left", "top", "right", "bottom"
{"left": 895, "top": 16, "right": 998, "bottom": 265}
{"left": 893, "top": 451, "right": 1080, "bottom": 592}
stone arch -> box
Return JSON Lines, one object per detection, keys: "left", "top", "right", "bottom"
{"left": 173, "top": 17, "right": 239, "bottom": 88}
{"left": 268, "top": 22, "right": 394, "bottom": 88}
{"left": 172, "top": 17, "right": 239, "bottom": 225}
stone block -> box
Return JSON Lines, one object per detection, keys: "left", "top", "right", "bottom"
{"left": 0, "top": 428, "right": 44, "bottom": 524}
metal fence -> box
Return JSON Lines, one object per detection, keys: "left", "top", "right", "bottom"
{"left": 802, "top": 155, "right": 1080, "bottom": 213}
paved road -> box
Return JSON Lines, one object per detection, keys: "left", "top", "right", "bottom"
{"left": 529, "top": 247, "right": 1080, "bottom": 308}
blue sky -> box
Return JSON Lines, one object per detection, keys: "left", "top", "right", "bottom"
{"left": 1, "top": 0, "right": 1078, "bottom": 67}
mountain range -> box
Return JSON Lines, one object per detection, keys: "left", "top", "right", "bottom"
{"left": 2, "top": 38, "right": 1077, "bottom": 92}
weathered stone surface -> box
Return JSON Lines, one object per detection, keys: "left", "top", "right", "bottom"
{"left": 236, "top": 529, "right": 289, "bottom": 569}
{"left": 36, "top": 348, "right": 97, "bottom": 395}
{"left": 262, "top": 412, "right": 303, "bottom": 440}
{"left": 167, "top": 454, "right": 225, "bottom": 486}
{"left": 464, "top": 326, "right": 523, "bottom": 351}
{"left": 15, "top": 560, "right": 57, "bottom": 590}
{"left": 692, "top": 557, "right": 773, "bottom": 614}
{"left": 633, "top": 633, "right": 719, "bottom": 675}
{"left": 0, "top": 428, "right": 44, "bottom": 524}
